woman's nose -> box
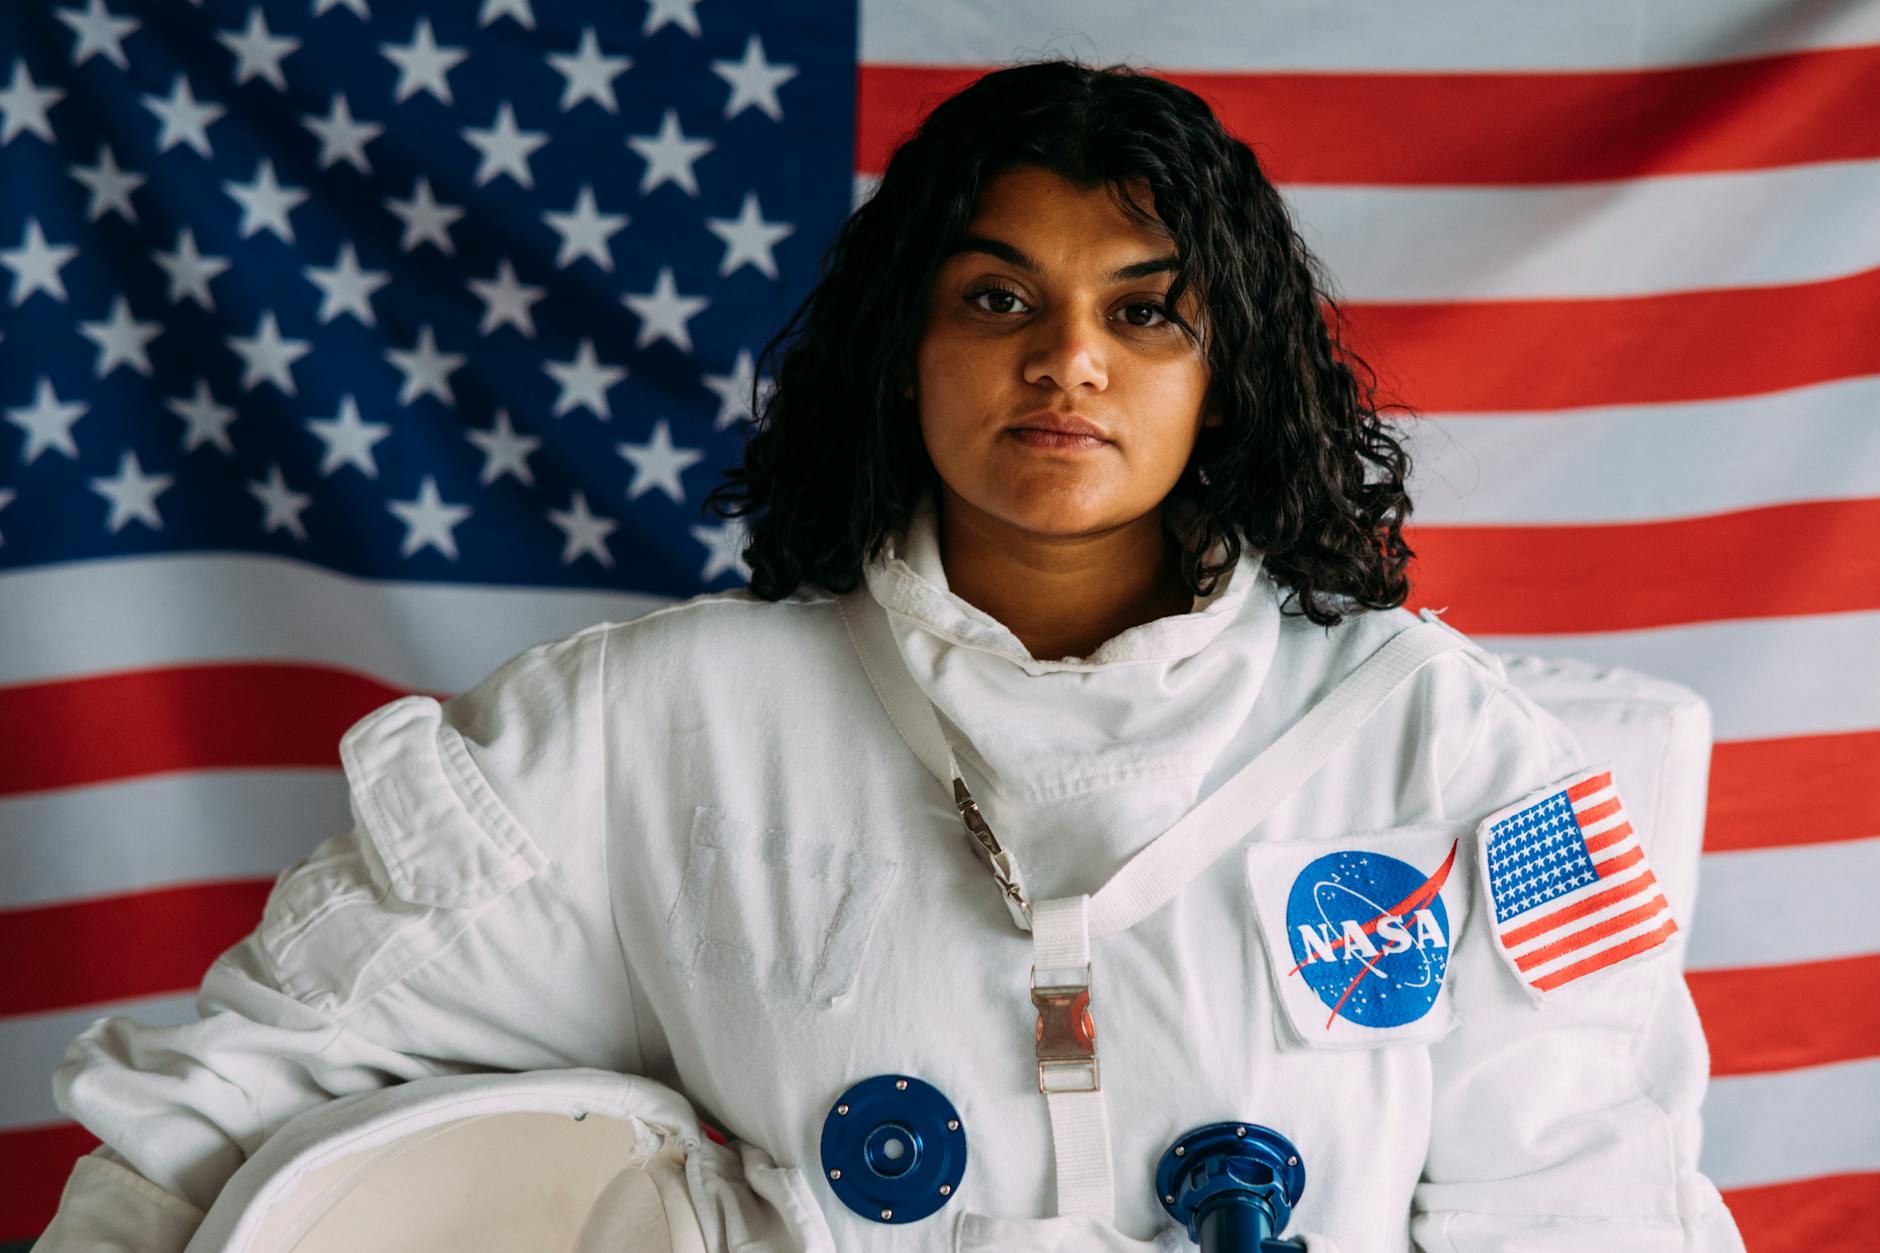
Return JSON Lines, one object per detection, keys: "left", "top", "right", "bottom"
{"left": 1022, "top": 307, "right": 1108, "bottom": 392}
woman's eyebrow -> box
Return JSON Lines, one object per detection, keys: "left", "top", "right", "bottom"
{"left": 946, "top": 235, "right": 1179, "bottom": 281}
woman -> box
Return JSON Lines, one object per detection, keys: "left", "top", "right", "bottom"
{"left": 40, "top": 60, "right": 1742, "bottom": 1251}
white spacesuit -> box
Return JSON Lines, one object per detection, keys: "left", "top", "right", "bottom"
{"left": 38, "top": 490, "right": 1746, "bottom": 1251}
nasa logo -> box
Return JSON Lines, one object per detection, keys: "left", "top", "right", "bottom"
{"left": 1283, "top": 842, "right": 1458, "bottom": 1029}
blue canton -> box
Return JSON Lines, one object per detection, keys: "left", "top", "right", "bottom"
{"left": 1485, "top": 790, "right": 1598, "bottom": 924}
{"left": 0, "top": 0, "right": 857, "bottom": 597}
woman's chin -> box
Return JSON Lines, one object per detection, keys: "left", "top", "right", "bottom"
{"left": 985, "top": 496, "right": 1140, "bottom": 542}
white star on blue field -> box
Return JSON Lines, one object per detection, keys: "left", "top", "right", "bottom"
{"left": 0, "top": 0, "right": 854, "bottom": 594}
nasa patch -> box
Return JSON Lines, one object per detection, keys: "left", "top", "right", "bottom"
{"left": 1245, "top": 823, "right": 1473, "bottom": 1048}
{"left": 1285, "top": 845, "right": 1456, "bottom": 1028}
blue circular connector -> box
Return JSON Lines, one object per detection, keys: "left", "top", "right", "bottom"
{"left": 819, "top": 1075, "right": 966, "bottom": 1224}
{"left": 1156, "top": 1122, "right": 1305, "bottom": 1249}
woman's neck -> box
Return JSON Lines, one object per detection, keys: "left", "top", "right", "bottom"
{"left": 936, "top": 493, "right": 1194, "bottom": 661}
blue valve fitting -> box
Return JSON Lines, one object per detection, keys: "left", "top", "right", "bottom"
{"left": 1156, "top": 1122, "right": 1305, "bottom": 1251}
{"left": 819, "top": 1074, "right": 967, "bottom": 1224}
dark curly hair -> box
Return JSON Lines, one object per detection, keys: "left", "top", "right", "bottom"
{"left": 701, "top": 57, "right": 1415, "bottom": 626}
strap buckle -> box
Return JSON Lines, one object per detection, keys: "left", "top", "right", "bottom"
{"left": 1031, "top": 964, "right": 1098, "bottom": 1093}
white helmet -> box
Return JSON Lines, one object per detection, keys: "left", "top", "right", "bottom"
{"left": 186, "top": 1068, "right": 832, "bottom": 1253}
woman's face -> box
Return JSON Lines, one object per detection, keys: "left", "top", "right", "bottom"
{"left": 911, "top": 166, "right": 1217, "bottom": 543}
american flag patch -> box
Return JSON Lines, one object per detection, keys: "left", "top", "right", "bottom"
{"left": 1480, "top": 766, "right": 1678, "bottom": 996}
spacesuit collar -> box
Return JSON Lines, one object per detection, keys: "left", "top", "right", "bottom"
{"left": 862, "top": 485, "right": 1269, "bottom": 672}
{"left": 859, "top": 485, "right": 1281, "bottom": 798}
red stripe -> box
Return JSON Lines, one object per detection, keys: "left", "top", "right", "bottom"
{"left": 0, "top": 663, "right": 421, "bottom": 797}
{"left": 1707, "top": 731, "right": 1880, "bottom": 852}
{"left": 1592, "top": 845, "right": 1646, "bottom": 878}
{"left": 1531, "top": 917, "right": 1678, "bottom": 990}
{"left": 1690, "top": 954, "right": 1880, "bottom": 1077}
{"left": 0, "top": 1122, "right": 99, "bottom": 1243}
{"left": 1582, "top": 822, "right": 1634, "bottom": 856}
{"left": 1514, "top": 895, "right": 1669, "bottom": 972}
{"left": 1343, "top": 263, "right": 1880, "bottom": 413}
{"left": 1565, "top": 772, "right": 1612, "bottom": 802}
{"left": 1408, "top": 499, "right": 1880, "bottom": 634}
{"left": 0, "top": 879, "right": 272, "bottom": 1017}
{"left": 857, "top": 45, "right": 1880, "bottom": 184}
{"left": 1722, "top": 1172, "right": 1880, "bottom": 1253}
{"left": 1500, "top": 869, "right": 1659, "bottom": 947}
{"left": 868, "top": 68, "right": 1880, "bottom": 419}
{"left": 1574, "top": 796, "right": 1624, "bottom": 827}
{"left": 856, "top": 65, "right": 984, "bottom": 179}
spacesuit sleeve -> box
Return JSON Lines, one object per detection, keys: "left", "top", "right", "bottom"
{"left": 36, "top": 624, "right": 640, "bottom": 1251}
{"left": 1406, "top": 678, "right": 1745, "bottom": 1253}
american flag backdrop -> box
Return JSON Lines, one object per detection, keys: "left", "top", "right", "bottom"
{"left": 1, "top": 1, "right": 1876, "bottom": 1248}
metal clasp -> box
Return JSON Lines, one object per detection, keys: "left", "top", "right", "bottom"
{"left": 1031, "top": 964, "right": 1099, "bottom": 1094}
{"left": 954, "top": 778, "right": 1032, "bottom": 930}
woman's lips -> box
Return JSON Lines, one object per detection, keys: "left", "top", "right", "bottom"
{"left": 1009, "top": 429, "right": 1108, "bottom": 451}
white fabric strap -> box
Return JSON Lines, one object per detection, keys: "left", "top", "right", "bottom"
{"left": 1087, "top": 617, "right": 1466, "bottom": 938}
{"left": 1044, "top": 1089, "right": 1114, "bottom": 1218}
{"left": 838, "top": 586, "right": 960, "bottom": 788}
{"left": 1030, "top": 896, "right": 1091, "bottom": 972}
{"left": 1029, "top": 896, "right": 1111, "bottom": 1215}
{"left": 836, "top": 590, "right": 1470, "bottom": 1222}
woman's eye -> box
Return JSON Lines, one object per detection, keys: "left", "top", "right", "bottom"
{"left": 964, "top": 284, "right": 1175, "bottom": 330}
{"left": 966, "top": 284, "right": 1027, "bottom": 315}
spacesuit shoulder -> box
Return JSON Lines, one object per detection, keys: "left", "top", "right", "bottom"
{"left": 592, "top": 584, "right": 848, "bottom": 712}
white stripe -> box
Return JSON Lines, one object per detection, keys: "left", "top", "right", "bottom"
{"left": 0, "top": 994, "right": 198, "bottom": 1129}
{"left": 1496, "top": 842, "right": 1646, "bottom": 940}
{"left": 1587, "top": 829, "right": 1640, "bottom": 864}
{"left": 0, "top": 770, "right": 350, "bottom": 910}
{"left": 5, "top": 562, "right": 1870, "bottom": 749}
{"left": 1498, "top": 853, "right": 1655, "bottom": 951}
{"left": 1575, "top": 790, "right": 1625, "bottom": 837}
{"left": 860, "top": 0, "right": 1880, "bottom": 70}
{"left": 1518, "top": 902, "right": 1675, "bottom": 986}
{"left": 1287, "top": 160, "right": 1880, "bottom": 301}
{"left": 1498, "top": 857, "right": 1657, "bottom": 955}
{"left": 1685, "top": 835, "right": 1880, "bottom": 971}
{"left": 0, "top": 552, "right": 671, "bottom": 692}
{"left": 1700, "top": 1057, "right": 1880, "bottom": 1189}
{"left": 861, "top": 154, "right": 1880, "bottom": 308}
{"left": 1476, "top": 610, "right": 1880, "bottom": 741}
{"left": 1404, "top": 378, "right": 1880, "bottom": 524}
